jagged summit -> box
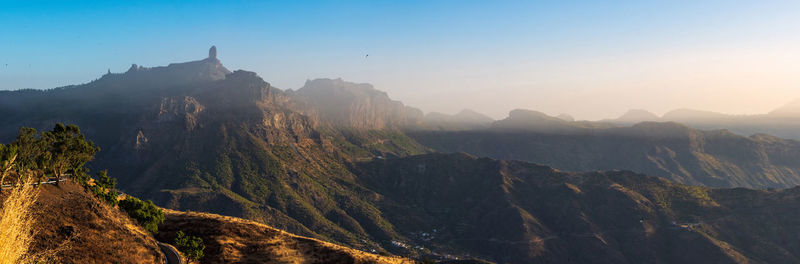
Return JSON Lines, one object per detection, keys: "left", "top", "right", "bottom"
{"left": 101, "top": 47, "right": 231, "bottom": 87}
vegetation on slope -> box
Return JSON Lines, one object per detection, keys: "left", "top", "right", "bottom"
{"left": 0, "top": 124, "right": 165, "bottom": 263}
{"left": 157, "top": 209, "right": 413, "bottom": 264}
{"left": 355, "top": 153, "right": 800, "bottom": 263}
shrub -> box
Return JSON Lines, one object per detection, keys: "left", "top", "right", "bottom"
{"left": 89, "top": 170, "right": 118, "bottom": 206}
{"left": 118, "top": 197, "right": 164, "bottom": 233}
{"left": 174, "top": 231, "right": 205, "bottom": 262}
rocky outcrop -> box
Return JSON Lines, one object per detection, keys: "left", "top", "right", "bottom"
{"left": 289, "top": 78, "right": 422, "bottom": 130}
{"left": 209, "top": 45, "right": 217, "bottom": 59}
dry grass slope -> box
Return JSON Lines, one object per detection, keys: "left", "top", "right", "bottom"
{"left": 159, "top": 209, "right": 414, "bottom": 264}
{"left": 0, "top": 181, "right": 38, "bottom": 264}
{"left": 1, "top": 181, "right": 164, "bottom": 264}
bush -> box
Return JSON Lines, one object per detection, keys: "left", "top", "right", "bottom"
{"left": 174, "top": 231, "right": 205, "bottom": 262}
{"left": 118, "top": 197, "right": 164, "bottom": 233}
{"left": 89, "top": 170, "right": 118, "bottom": 206}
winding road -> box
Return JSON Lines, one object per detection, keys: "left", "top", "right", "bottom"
{"left": 158, "top": 242, "right": 184, "bottom": 264}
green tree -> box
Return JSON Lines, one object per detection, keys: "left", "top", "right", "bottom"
{"left": 42, "top": 123, "right": 98, "bottom": 186}
{"left": 0, "top": 144, "right": 18, "bottom": 186}
{"left": 12, "top": 127, "right": 49, "bottom": 182}
{"left": 174, "top": 231, "right": 205, "bottom": 262}
{"left": 118, "top": 197, "right": 164, "bottom": 233}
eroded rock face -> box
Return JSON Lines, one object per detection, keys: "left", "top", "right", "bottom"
{"left": 289, "top": 78, "right": 423, "bottom": 130}
{"left": 156, "top": 96, "right": 205, "bottom": 130}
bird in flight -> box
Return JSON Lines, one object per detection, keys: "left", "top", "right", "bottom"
{"left": 365, "top": 54, "right": 369, "bottom": 58}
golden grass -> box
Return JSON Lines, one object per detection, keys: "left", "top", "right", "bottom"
{"left": 162, "top": 209, "right": 415, "bottom": 264}
{"left": 0, "top": 179, "right": 39, "bottom": 264}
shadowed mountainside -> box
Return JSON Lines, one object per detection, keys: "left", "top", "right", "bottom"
{"left": 0, "top": 48, "right": 431, "bottom": 255}
{"left": 355, "top": 153, "right": 800, "bottom": 263}
{"left": 410, "top": 121, "right": 800, "bottom": 189}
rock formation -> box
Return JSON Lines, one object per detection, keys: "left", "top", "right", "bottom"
{"left": 209, "top": 45, "right": 217, "bottom": 59}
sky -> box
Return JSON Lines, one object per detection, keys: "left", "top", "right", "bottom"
{"left": 1, "top": 0, "right": 799, "bottom": 120}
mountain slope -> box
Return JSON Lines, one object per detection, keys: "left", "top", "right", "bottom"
{"left": 0, "top": 181, "right": 165, "bottom": 263}
{"left": 158, "top": 209, "right": 412, "bottom": 263}
{"left": 354, "top": 153, "right": 800, "bottom": 263}
{"left": 410, "top": 122, "right": 800, "bottom": 188}
{"left": 0, "top": 48, "right": 431, "bottom": 255}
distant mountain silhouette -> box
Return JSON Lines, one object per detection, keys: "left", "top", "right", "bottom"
{"left": 412, "top": 120, "right": 800, "bottom": 189}
{"left": 491, "top": 109, "right": 614, "bottom": 133}
{"left": 422, "top": 109, "right": 494, "bottom": 130}
{"left": 612, "top": 109, "right": 660, "bottom": 124}
{"left": 601, "top": 102, "right": 800, "bottom": 140}
{"left": 769, "top": 98, "right": 800, "bottom": 116}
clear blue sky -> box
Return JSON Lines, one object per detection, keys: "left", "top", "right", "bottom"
{"left": 2, "top": 0, "right": 799, "bottom": 119}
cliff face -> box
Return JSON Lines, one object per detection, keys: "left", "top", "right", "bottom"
{"left": 289, "top": 78, "right": 423, "bottom": 130}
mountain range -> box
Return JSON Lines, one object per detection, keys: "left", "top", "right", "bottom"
{"left": 603, "top": 104, "right": 800, "bottom": 140}
{"left": 3, "top": 46, "right": 800, "bottom": 263}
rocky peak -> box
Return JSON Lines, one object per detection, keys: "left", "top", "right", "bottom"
{"left": 209, "top": 45, "right": 217, "bottom": 59}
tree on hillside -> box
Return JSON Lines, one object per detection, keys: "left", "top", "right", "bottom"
{"left": 0, "top": 144, "right": 18, "bottom": 185}
{"left": 175, "top": 231, "right": 205, "bottom": 262}
{"left": 119, "top": 197, "right": 165, "bottom": 233}
{"left": 11, "top": 127, "right": 49, "bottom": 183}
{"left": 42, "top": 123, "right": 99, "bottom": 186}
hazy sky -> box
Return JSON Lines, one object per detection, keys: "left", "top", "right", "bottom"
{"left": 1, "top": 1, "right": 799, "bottom": 120}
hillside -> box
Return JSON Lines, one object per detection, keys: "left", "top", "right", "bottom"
{"left": 0, "top": 48, "right": 431, "bottom": 255}
{"left": 411, "top": 121, "right": 800, "bottom": 189}
{"left": 0, "top": 181, "right": 164, "bottom": 263}
{"left": 158, "top": 209, "right": 412, "bottom": 263}
{"left": 355, "top": 153, "right": 800, "bottom": 263}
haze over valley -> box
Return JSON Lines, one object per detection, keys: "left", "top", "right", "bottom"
{"left": 2, "top": 1, "right": 800, "bottom": 264}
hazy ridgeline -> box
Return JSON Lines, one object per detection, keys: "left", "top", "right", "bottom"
{"left": 3, "top": 48, "right": 800, "bottom": 263}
